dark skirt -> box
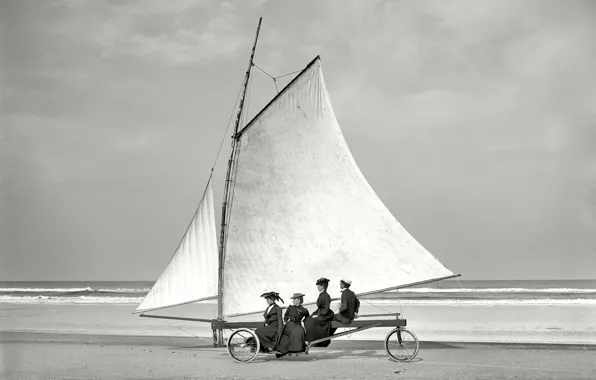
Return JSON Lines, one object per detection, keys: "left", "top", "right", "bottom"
{"left": 254, "top": 324, "right": 279, "bottom": 351}
{"left": 277, "top": 321, "right": 306, "bottom": 354}
{"left": 304, "top": 313, "right": 334, "bottom": 347}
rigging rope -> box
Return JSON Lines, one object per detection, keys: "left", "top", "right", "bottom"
{"left": 224, "top": 75, "right": 251, "bottom": 229}
{"left": 274, "top": 69, "right": 303, "bottom": 79}
{"left": 210, "top": 78, "right": 246, "bottom": 175}
{"left": 252, "top": 62, "right": 302, "bottom": 94}
{"left": 331, "top": 296, "right": 399, "bottom": 339}
{"left": 161, "top": 319, "right": 209, "bottom": 341}
{"left": 244, "top": 74, "right": 253, "bottom": 127}
{"left": 396, "top": 291, "right": 404, "bottom": 318}
{"left": 361, "top": 298, "right": 395, "bottom": 315}
{"left": 210, "top": 63, "right": 300, "bottom": 173}
{"left": 219, "top": 74, "right": 253, "bottom": 267}
{"left": 456, "top": 277, "right": 464, "bottom": 289}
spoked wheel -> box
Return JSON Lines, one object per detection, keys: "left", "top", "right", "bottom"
{"left": 226, "top": 328, "right": 260, "bottom": 363}
{"left": 384, "top": 327, "right": 419, "bottom": 362}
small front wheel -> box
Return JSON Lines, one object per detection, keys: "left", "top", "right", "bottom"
{"left": 384, "top": 327, "right": 419, "bottom": 362}
{"left": 227, "top": 328, "right": 260, "bottom": 363}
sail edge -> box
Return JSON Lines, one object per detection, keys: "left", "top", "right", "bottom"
{"left": 135, "top": 176, "right": 219, "bottom": 313}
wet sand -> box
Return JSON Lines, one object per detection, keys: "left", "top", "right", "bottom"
{"left": 2, "top": 331, "right": 595, "bottom": 380}
{"left": 2, "top": 302, "right": 596, "bottom": 379}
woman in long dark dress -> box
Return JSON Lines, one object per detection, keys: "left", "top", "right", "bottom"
{"left": 254, "top": 291, "right": 284, "bottom": 352}
{"left": 276, "top": 293, "right": 309, "bottom": 358}
{"left": 304, "top": 277, "right": 335, "bottom": 347}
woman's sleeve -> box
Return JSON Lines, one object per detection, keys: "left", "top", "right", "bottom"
{"left": 303, "top": 307, "right": 310, "bottom": 321}
{"left": 339, "top": 291, "right": 348, "bottom": 312}
{"left": 319, "top": 293, "right": 331, "bottom": 315}
{"left": 276, "top": 307, "right": 283, "bottom": 334}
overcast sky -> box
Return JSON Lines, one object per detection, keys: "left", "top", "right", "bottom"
{"left": 1, "top": 0, "right": 595, "bottom": 281}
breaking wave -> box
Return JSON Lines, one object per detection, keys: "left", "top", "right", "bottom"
{"left": 371, "top": 298, "right": 596, "bottom": 306}
{"left": 0, "top": 295, "right": 145, "bottom": 304}
{"left": 0, "top": 287, "right": 150, "bottom": 293}
{"left": 1, "top": 282, "right": 595, "bottom": 305}
{"left": 398, "top": 287, "right": 596, "bottom": 294}
{"left": 1, "top": 295, "right": 594, "bottom": 306}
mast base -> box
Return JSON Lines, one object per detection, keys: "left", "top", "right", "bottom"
{"left": 213, "top": 328, "right": 225, "bottom": 347}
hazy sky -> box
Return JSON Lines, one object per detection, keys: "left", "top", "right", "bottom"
{"left": 1, "top": 0, "right": 595, "bottom": 281}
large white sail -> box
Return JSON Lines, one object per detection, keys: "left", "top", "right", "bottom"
{"left": 135, "top": 179, "right": 218, "bottom": 313}
{"left": 222, "top": 57, "right": 456, "bottom": 317}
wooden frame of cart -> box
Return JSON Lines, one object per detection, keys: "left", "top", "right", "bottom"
{"left": 218, "top": 312, "right": 419, "bottom": 363}
{"left": 141, "top": 312, "right": 419, "bottom": 363}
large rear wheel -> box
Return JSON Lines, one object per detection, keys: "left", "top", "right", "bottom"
{"left": 384, "top": 327, "right": 419, "bottom": 362}
{"left": 227, "top": 329, "right": 260, "bottom": 363}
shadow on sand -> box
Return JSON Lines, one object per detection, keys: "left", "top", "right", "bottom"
{"left": 173, "top": 341, "right": 460, "bottom": 363}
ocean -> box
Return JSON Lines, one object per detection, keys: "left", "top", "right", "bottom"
{"left": 2, "top": 280, "right": 595, "bottom": 306}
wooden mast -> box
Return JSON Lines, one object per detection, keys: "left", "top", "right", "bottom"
{"left": 215, "top": 17, "right": 262, "bottom": 346}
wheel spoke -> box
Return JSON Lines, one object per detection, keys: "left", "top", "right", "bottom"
{"left": 385, "top": 328, "right": 419, "bottom": 362}
{"left": 400, "top": 345, "right": 410, "bottom": 357}
{"left": 227, "top": 329, "right": 260, "bottom": 363}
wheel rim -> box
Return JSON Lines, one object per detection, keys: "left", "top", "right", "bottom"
{"left": 227, "top": 329, "right": 259, "bottom": 363}
{"left": 385, "top": 328, "right": 419, "bottom": 362}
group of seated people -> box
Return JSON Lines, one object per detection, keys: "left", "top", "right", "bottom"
{"left": 254, "top": 277, "right": 360, "bottom": 358}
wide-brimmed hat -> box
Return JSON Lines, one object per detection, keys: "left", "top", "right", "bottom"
{"left": 260, "top": 291, "right": 284, "bottom": 304}
{"left": 315, "top": 277, "right": 330, "bottom": 286}
{"left": 290, "top": 293, "right": 305, "bottom": 299}
{"left": 340, "top": 278, "right": 352, "bottom": 285}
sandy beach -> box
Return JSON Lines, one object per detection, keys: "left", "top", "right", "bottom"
{"left": 2, "top": 302, "right": 595, "bottom": 379}
{"left": 3, "top": 301, "right": 596, "bottom": 343}
{"left": 2, "top": 331, "right": 595, "bottom": 380}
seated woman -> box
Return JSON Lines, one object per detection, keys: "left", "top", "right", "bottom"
{"left": 304, "top": 277, "right": 335, "bottom": 347}
{"left": 276, "top": 293, "right": 310, "bottom": 358}
{"left": 254, "top": 291, "right": 284, "bottom": 353}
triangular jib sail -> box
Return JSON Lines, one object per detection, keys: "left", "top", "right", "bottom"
{"left": 135, "top": 179, "right": 218, "bottom": 313}
{"left": 221, "top": 57, "right": 456, "bottom": 317}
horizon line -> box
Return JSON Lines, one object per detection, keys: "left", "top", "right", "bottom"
{"left": 2, "top": 278, "right": 595, "bottom": 283}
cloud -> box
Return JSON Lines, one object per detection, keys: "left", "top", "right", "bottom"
{"left": 115, "top": 29, "right": 246, "bottom": 66}
{"left": 93, "top": 0, "right": 267, "bottom": 66}
{"left": 53, "top": 0, "right": 211, "bottom": 14}
{"left": 3, "top": 0, "right": 596, "bottom": 281}
{"left": 305, "top": 0, "right": 596, "bottom": 156}
{"left": 111, "top": 129, "right": 165, "bottom": 151}
{"left": 2, "top": 113, "right": 171, "bottom": 189}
